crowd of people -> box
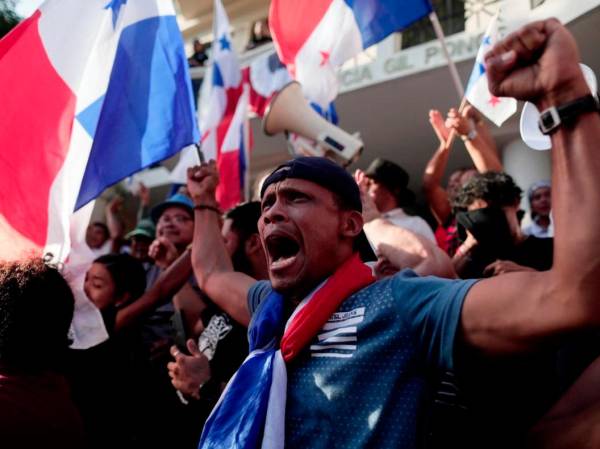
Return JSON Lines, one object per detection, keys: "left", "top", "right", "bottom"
{"left": 1, "top": 18, "right": 599, "bottom": 449}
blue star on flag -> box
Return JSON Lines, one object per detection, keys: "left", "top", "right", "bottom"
{"left": 477, "top": 62, "right": 485, "bottom": 76}
{"left": 105, "top": 0, "right": 127, "bottom": 27}
{"left": 219, "top": 35, "right": 231, "bottom": 51}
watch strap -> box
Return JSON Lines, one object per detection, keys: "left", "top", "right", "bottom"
{"left": 538, "top": 94, "right": 600, "bottom": 135}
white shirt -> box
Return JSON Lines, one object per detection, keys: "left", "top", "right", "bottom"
{"left": 522, "top": 215, "right": 554, "bottom": 238}
{"left": 382, "top": 208, "right": 436, "bottom": 242}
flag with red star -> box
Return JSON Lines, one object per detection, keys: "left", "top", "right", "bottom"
{"left": 269, "top": 0, "right": 432, "bottom": 108}
{"left": 465, "top": 12, "right": 517, "bottom": 126}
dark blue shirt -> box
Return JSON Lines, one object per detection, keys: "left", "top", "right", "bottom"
{"left": 247, "top": 270, "right": 476, "bottom": 449}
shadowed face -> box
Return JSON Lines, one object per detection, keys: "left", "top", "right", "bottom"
{"left": 86, "top": 224, "right": 109, "bottom": 249}
{"left": 130, "top": 235, "right": 152, "bottom": 260}
{"left": 364, "top": 177, "right": 397, "bottom": 213}
{"left": 259, "top": 178, "right": 354, "bottom": 297}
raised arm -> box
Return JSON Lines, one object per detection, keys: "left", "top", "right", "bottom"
{"left": 423, "top": 109, "right": 453, "bottom": 225}
{"left": 364, "top": 218, "right": 455, "bottom": 278}
{"left": 187, "top": 162, "right": 254, "bottom": 326}
{"left": 115, "top": 248, "right": 193, "bottom": 331}
{"left": 105, "top": 196, "right": 125, "bottom": 253}
{"left": 460, "top": 19, "right": 600, "bottom": 354}
{"left": 445, "top": 104, "right": 503, "bottom": 173}
{"left": 357, "top": 170, "right": 455, "bottom": 278}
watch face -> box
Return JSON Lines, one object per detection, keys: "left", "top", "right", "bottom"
{"left": 540, "top": 112, "right": 555, "bottom": 130}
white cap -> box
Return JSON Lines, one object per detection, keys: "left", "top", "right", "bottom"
{"left": 520, "top": 64, "right": 597, "bottom": 151}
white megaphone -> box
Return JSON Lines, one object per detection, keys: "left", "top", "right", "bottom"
{"left": 263, "top": 81, "right": 363, "bottom": 166}
{"left": 520, "top": 64, "right": 597, "bottom": 150}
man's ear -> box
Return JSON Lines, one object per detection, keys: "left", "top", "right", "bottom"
{"left": 244, "top": 233, "right": 262, "bottom": 256}
{"left": 340, "top": 210, "right": 364, "bottom": 239}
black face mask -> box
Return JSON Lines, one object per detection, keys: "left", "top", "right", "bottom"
{"left": 456, "top": 207, "right": 514, "bottom": 255}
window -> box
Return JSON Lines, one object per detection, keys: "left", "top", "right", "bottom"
{"left": 398, "top": 0, "right": 466, "bottom": 50}
{"left": 530, "top": 0, "right": 546, "bottom": 9}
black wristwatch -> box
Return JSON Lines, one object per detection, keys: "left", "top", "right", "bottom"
{"left": 538, "top": 94, "right": 600, "bottom": 135}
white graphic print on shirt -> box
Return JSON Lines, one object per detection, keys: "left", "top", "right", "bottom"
{"left": 310, "top": 307, "right": 365, "bottom": 358}
{"left": 198, "top": 314, "right": 233, "bottom": 360}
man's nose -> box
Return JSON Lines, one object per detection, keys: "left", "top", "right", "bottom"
{"left": 262, "top": 199, "right": 287, "bottom": 225}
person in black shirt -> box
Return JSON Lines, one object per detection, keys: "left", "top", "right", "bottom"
{"left": 188, "top": 39, "right": 208, "bottom": 67}
{"left": 167, "top": 201, "right": 268, "bottom": 405}
{"left": 450, "top": 171, "right": 552, "bottom": 279}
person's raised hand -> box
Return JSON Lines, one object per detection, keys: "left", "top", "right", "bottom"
{"left": 485, "top": 19, "right": 588, "bottom": 109}
{"left": 429, "top": 109, "right": 451, "bottom": 145}
{"left": 445, "top": 107, "right": 474, "bottom": 137}
{"left": 167, "top": 339, "right": 211, "bottom": 400}
{"left": 106, "top": 195, "right": 124, "bottom": 213}
{"left": 187, "top": 161, "right": 219, "bottom": 206}
{"left": 137, "top": 182, "right": 150, "bottom": 207}
{"left": 354, "top": 169, "right": 380, "bottom": 223}
{"left": 148, "top": 236, "right": 179, "bottom": 269}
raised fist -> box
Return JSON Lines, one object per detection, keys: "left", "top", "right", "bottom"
{"left": 187, "top": 161, "right": 219, "bottom": 206}
{"left": 485, "top": 19, "right": 588, "bottom": 109}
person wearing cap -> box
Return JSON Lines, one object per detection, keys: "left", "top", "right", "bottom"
{"left": 124, "top": 218, "right": 156, "bottom": 266}
{"left": 523, "top": 180, "right": 553, "bottom": 238}
{"left": 358, "top": 157, "right": 436, "bottom": 242}
{"left": 115, "top": 192, "right": 206, "bottom": 449}
{"left": 191, "top": 20, "right": 600, "bottom": 449}
{"left": 189, "top": 156, "right": 471, "bottom": 449}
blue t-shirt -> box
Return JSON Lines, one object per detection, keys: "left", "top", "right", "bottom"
{"left": 247, "top": 270, "right": 476, "bottom": 449}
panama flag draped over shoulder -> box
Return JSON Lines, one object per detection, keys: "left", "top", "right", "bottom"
{"left": 269, "top": 0, "right": 432, "bottom": 107}
{"left": 0, "top": 0, "right": 199, "bottom": 262}
{"left": 465, "top": 12, "right": 516, "bottom": 127}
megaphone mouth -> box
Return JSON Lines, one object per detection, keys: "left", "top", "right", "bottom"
{"left": 263, "top": 81, "right": 302, "bottom": 136}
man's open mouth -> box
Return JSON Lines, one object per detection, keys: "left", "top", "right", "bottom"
{"left": 265, "top": 234, "right": 300, "bottom": 271}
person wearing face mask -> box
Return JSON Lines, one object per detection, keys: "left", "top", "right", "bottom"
{"left": 451, "top": 172, "right": 553, "bottom": 279}
{"left": 523, "top": 180, "right": 554, "bottom": 238}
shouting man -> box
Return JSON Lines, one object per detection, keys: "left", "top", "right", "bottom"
{"left": 190, "top": 19, "right": 600, "bottom": 449}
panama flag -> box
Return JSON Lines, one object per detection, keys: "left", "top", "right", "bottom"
{"left": 269, "top": 0, "right": 432, "bottom": 107}
{"left": 244, "top": 50, "right": 292, "bottom": 117}
{"left": 0, "top": 0, "right": 199, "bottom": 262}
{"left": 172, "top": 0, "right": 251, "bottom": 210}
{"left": 199, "top": 0, "right": 243, "bottom": 162}
{"left": 217, "top": 86, "right": 250, "bottom": 210}
{"left": 465, "top": 12, "right": 517, "bottom": 126}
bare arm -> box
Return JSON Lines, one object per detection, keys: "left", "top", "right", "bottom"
{"left": 527, "top": 356, "right": 600, "bottom": 449}
{"left": 105, "top": 196, "right": 125, "bottom": 253}
{"left": 364, "top": 218, "right": 455, "bottom": 278}
{"left": 423, "top": 110, "right": 453, "bottom": 225}
{"left": 460, "top": 19, "right": 600, "bottom": 354}
{"left": 115, "top": 249, "right": 193, "bottom": 331}
{"left": 446, "top": 105, "right": 503, "bottom": 173}
{"left": 187, "top": 163, "right": 253, "bottom": 327}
